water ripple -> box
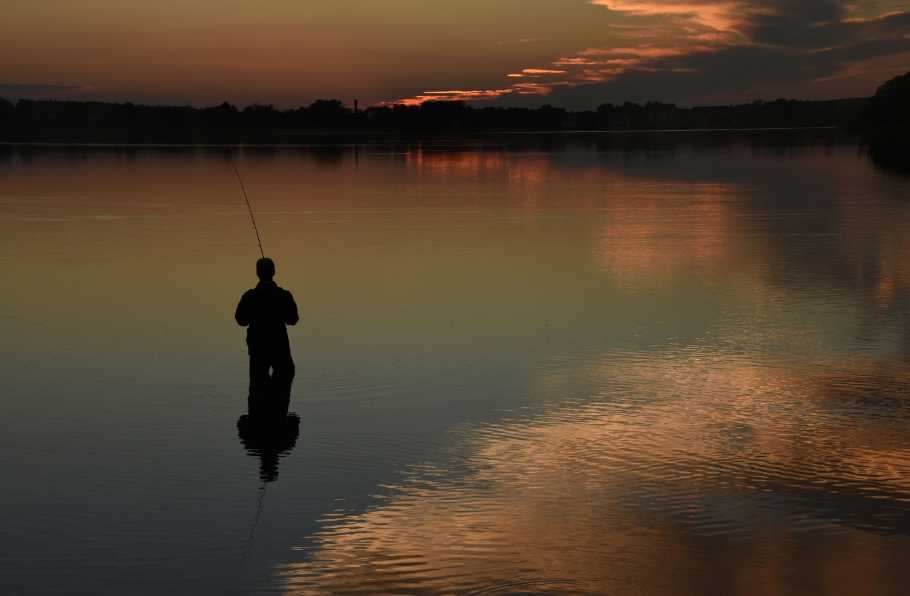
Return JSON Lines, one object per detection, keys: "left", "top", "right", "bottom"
{"left": 281, "top": 349, "right": 910, "bottom": 595}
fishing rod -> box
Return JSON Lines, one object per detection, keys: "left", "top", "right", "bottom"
{"left": 229, "top": 156, "right": 265, "bottom": 259}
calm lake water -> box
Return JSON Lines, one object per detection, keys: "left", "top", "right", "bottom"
{"left": 1, "top": 133, "right": 909, "bottom": 595}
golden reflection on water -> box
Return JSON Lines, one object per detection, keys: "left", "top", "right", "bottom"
{"left": 594, "top": 182, "right": 755, "bottom": 285}
{"left": 282, "top": 352, "right": 910, "bottom": 595}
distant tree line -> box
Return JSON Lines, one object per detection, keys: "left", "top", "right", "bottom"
{"left": 1, "top": 71, "right": 907, "bottom": 137}
{"left": 0, "top": 96, "right": 869, "bottom": 133}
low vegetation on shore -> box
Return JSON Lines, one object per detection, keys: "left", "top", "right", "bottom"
{"left": 1, "top": 71, "right": 907, "bottom": 137}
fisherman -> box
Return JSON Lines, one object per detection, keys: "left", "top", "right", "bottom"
{"left": 235, "top": 258, "right": 299, "bottom": 392}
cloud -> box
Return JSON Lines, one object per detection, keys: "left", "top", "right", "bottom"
{"left": 592, "top": 0, "right": 772, "bottom": 34}
{"left": 498, "top": 37, "right": 546, "bottom": 44}
{"left": 390, "top": 89, "right": 515, "bottom": 105}
{"left": 396, "top": 1, "right": 910, "bottom": 108}
{"left": 558, "top": 2, "right": 910, "bottom": 106}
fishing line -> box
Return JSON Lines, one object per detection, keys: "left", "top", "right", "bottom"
{"left": 229, "top": 156, "right": 265, "bottom": 258}
{"left": 237, "top": 480, "right": 268, "bottom": 573}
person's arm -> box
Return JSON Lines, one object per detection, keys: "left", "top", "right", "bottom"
{"left": 235, "top": 291, "right": 252, "bottom": 326}
{"left": 284, "top": 291, "right": 299, "bottom": 326}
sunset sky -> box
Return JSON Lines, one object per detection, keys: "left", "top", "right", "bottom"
{"left": 2, "top": 0, "right": 910, "bottom": 109}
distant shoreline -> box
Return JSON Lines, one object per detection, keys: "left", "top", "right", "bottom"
{"left": 0, "top": 126, "right": 854, "bottom": 146}
{"left": 8, "top": 69, "right": 910, "bottom": 143}
{"left": 1, "top": 95, "right": 874, "bottom": 142}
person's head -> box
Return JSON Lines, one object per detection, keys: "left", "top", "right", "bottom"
{"left": 256, "top": 257, "right": 275, "bottom": 281}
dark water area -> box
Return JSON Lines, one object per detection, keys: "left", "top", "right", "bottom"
{"left": 1, "top": 132, "right": 909, "bottom": 595}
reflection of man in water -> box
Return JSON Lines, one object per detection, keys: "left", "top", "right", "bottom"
{"left": 237, "top": 408, "right": 300, "bottom": 482}
{"left": 235, "top": 258, "right": 299, "bottom": 391}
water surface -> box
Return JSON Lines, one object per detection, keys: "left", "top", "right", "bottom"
{"left": 1, "top": 133, "right": 909, "bottom": 595}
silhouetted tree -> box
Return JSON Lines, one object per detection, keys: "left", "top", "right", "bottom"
{"left": 870, "top": 70, "right": 910, "bottom": 132}
{"left": 303, "top": 99, "right": 352, "bottom": 130}
{"left": 198, "top": 102, "right": 240, "bottom": 128}
{"left": 0, "top": 97, "right": 13, "bottom": 125}
{"left": 867, "top": 70, "right": 910, "bottom": 174}
{"left": 420, "top": 100, "right": 469, "bottom": 130}
{"left": 241, "top": 104, "right": 284, "bottom": 129}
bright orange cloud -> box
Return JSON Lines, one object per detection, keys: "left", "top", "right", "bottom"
{"left": 590, "top": 0, "right": 772, "bottom": 34}
{"left": 391, "top": 89, "right": 515, "bottom": 106}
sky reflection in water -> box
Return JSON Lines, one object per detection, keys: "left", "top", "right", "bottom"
{"left": 0, "top": 134, "right": 909, "bottom": 595}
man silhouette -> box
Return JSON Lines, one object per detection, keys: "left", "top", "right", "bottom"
{"left": 235, "top": 258, "right": 299, "bottom": 392}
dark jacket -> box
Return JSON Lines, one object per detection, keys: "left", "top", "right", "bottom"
{"left": 235, "top": 281, "right": 299, "bottom": 353}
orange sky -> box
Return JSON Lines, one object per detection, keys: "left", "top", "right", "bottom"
{"left": 2, "top": 0, "right": 909, "bottom": 108}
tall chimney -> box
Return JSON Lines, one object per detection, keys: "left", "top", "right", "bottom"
{"left": 354, "top": 99, "right": 358, "bottom": 113}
